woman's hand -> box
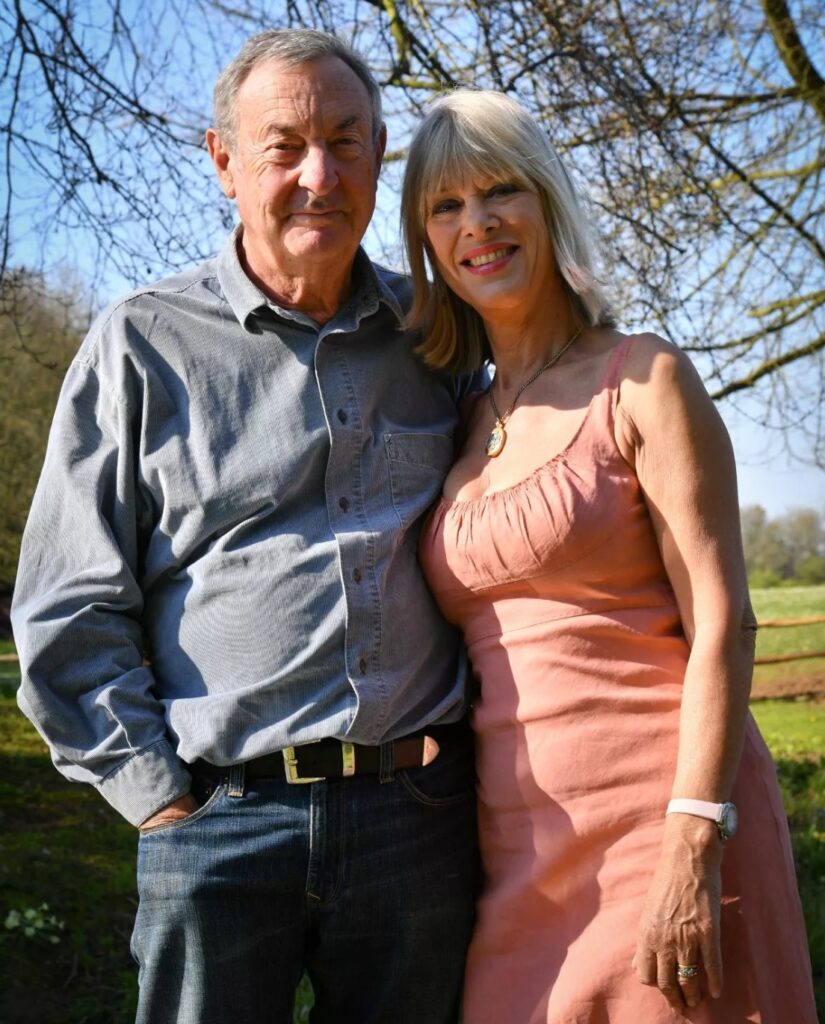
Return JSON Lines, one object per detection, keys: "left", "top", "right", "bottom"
{"left": 632, "top": 814, "right": 724, "bottom": 1011}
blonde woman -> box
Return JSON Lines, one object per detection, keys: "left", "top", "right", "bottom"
{"left": 404, "top": 89, "right": 817, "bottom": 1024}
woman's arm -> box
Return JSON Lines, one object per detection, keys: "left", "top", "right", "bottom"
{"left": 614, "top": 333, "right": 757, "bottom": 1011}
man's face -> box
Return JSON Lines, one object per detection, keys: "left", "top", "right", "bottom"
{"left": 208, "top": 56, "right": 384, "bottom": 289}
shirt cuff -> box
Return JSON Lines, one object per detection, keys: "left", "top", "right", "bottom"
{"left": 96, "top": 740, "right": 192, "bottom": 827}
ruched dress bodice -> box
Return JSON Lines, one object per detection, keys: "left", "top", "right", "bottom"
{"left": 419, "top": 338, "right": 816, "bottom": 1024}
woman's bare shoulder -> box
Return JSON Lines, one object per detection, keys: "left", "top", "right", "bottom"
{"left": 614, "top": 330, "right": 707, "bottom": 401}
{"left": 612, "top": 330, "right": 721, "bottom": 463}
{"left": 578, "top": 327, "right": 678, "bottom": 366}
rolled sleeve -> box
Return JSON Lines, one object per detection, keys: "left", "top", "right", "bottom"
{"left": 12, "top": 241, "right": 471, "bottom": 815}
{"left": 98, "top": 739, "right": 192, "bottom": 827}
{"left": 12, "top": 355, "right": 188, "bottom": 825}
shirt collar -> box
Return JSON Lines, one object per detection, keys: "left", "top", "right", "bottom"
{"left": 216, "top": 226, "right": 269, "bottom": 329}
{"left": 216, "top": 225, "right": 403, "bottom": 332}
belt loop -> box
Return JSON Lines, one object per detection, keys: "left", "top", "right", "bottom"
{"left": 227, "top": 763, "right": 245, "bottom": 798}
{"left": 379, "top": 739, "right": 395, "bottom": 783}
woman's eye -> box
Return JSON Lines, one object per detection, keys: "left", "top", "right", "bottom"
{"left": 431, "top": 199, "right": 459, "bottom": 215}
{"left": 489, "top": 183, "right": 519, "bottom": 198}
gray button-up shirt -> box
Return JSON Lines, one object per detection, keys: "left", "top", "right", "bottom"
{"left": 12, "top": 229, "right": 471, "bottom": 825}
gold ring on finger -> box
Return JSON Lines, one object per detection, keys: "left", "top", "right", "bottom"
{"left": 676, "top": 963, "right": 700, "bottom": 979}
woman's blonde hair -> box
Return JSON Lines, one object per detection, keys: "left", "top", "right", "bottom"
{"left": 401, "top": 90, "right": 615, "bottom": 372}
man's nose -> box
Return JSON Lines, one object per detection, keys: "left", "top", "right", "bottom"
{"left": 298, "top": 144, "right": 338, "bottom": 195}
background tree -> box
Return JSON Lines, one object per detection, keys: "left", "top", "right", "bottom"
{"left": 1, "top": 0, "right": 824, "bottom": 455}
{"left": 741, "top": 503, "right": 825, "bottom": 585}
{"left": 0, "top": 270, "right": 86, "bottom": 588}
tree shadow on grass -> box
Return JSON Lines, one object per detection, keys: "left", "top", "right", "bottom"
{"left": 0, "top": 744, "right": 139, "bottom": 1024}
{"left": 774, "top": 756, "right": 825, "bottom": 1021}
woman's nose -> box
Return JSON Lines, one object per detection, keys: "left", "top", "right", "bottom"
{"left": 462, "top": 197, "right": 497, "bottom": 235}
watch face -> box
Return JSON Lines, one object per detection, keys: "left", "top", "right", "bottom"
{"left": 719, "top": 802, "right": 738, "bottom": 839}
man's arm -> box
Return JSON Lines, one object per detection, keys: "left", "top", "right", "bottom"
{"left": 12, "top": 349, "right": 191, "bottom": 827}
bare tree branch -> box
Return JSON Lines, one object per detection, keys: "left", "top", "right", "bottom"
{"left": 1, "top": 0, "right": 823, "bottom": 455}
{"left": 761, "top": 0, "right": 825, "bottom": 124}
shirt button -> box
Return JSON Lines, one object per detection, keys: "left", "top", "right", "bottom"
{"left": 352, "top": 568, "right": 362, "bottom": 583}
{"left": 337, "top": 409, "right": 348, "bottom": 424}
{"left": 359, "top": 657, "right": 367, "bottom": 674}
{"left": 339, "top": 496, "right": 350, "bottom": 512}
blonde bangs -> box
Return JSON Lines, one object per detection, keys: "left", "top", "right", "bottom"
{"left": 414, "top": 108, "right": 534, "bottom": 227}
{"left": 402, "top": 89, "right": 615, "bottom": 375}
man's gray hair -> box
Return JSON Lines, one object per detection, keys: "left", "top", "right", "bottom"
{"left": 213, "top": 29, "right": 383, "bottom": 150}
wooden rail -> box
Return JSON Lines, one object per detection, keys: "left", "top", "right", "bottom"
{"left": 3, "top": 617, "right": 825, "bottom": 666}
{"left": 753, "top": 615, "right": 825, "bottom": 666}
{"left": 755, "top": 650, "right": 825, "bottom": 665}
{"left": 758, "top": 616, "right": 825, "bottom": 628}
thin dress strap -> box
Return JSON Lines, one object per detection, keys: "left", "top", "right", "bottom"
{"left": 603, "top": 335, "right": 636, "bottom": 428}
{"left": 602, "top": 335, "right": 635, "bottom": 391}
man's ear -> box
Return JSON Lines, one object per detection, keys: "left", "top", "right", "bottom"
{"left": 206, "top": 128, "right": 236, "bottom": 199}
{"left": 374, "top": 122, "right": 387, "bottom": 177}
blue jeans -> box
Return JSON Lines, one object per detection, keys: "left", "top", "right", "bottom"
{"left": 131, "top": 722, "right": 479, "bottom": 1024}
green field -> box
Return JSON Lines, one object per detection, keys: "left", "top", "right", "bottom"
{"left": 750, "top": 585, "right": 825, "bottom": 695}
{"left": 751, "top": 698, "right": 825, "bottom": 756}
{"left": 0, "top": 668, "right": 313, "bottom": 1023}
{"left": 1, "top": 596, "right": 823, "bottom": 1021}
{"left": 0, "top": 638, "right": 19, "bottom": 686}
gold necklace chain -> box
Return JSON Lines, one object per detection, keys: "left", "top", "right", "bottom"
{"left": 485, "top": 326, "right": 583, "bottom": 458}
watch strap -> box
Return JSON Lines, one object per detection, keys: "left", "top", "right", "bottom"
{"left": 666, "top": 798, "right": 724, "bottom": 821}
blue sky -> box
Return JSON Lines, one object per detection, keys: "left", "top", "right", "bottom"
{"left": 724, "top": 411, "right": 824, "bottom": 516}
{"left": 17, "top": 136, "right": 822, "bottom": 520}
{"left": 363, "top": 188, "right": 825, "bottom": 520}
{"left": 6, "top": 0, "right": 822, "bottom": 519}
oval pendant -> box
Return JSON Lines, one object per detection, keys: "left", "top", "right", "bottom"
{"left": 485, "top": 422, "right": 507, "bottom": 458}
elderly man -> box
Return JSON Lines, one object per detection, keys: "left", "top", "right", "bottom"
{"left": 12, "top": 30, "right": 478, "bottom": 1024}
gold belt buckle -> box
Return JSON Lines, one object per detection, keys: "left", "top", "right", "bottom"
{"left": 282, "top": 746, "right": 323, "bottom": 784}
{"left": 282, "top": 742, "right": 356, "bottom": 784}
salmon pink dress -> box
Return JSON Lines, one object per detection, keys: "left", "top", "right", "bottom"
{"left": 419, "top": 338, "right": 817, "bottom": 1024}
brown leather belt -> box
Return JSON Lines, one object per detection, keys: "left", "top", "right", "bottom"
{"left": 192, "top": 733, "right": 438, "bottom": 785}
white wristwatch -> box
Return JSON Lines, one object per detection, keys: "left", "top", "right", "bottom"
{"left": 666, "top": 798, "right": 738, "bottom": 841}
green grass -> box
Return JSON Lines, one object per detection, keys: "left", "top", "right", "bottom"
{"left": 0, "top": 637, "right": 19, "bottom": 687}
{"left": 750, "top": 585, "right": 825, "bottom": 620}
{"left": 751, "top": 699, "right": 825, "bottom": 757}
{"left": 0, "top": 683, "right": 314, "bottom": 1023}
{"left": 9, "top": 587, "right": 822, "bottom": 694}
{"left": 750, "top": 585, "right": 825, "bottom": 692}
{"left": 0, "top": 687, "right": 139, "bottom": 1024}
{"left": 771, "top": 751, "right": 825, "bottom": 1013}
{"left": 750, "top": 700, "right": 825, "bottom": 1010}
{"left": 1, "top": 659, "right": 823, "bottom": 1020}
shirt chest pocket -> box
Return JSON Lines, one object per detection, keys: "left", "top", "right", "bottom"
{"left": 384, "top": 432, "right": 455, "bottom": 529}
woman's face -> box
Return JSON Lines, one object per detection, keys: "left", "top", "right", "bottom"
{"left": 424, "top": 177, "right": 555, "bottom": 322}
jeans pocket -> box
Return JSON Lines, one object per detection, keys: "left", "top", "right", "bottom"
{"left": 138, "top": 783, "right": 225, "bottom": 837}
{"left": 397, "top": 738, "right": 476, "bottom": 807}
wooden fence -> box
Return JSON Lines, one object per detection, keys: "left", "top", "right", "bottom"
{"left": 754, "top": 614, "right": 825, "bottom": 666}
{"left": 2, "top": 617, "right": 825, "bottom": 666}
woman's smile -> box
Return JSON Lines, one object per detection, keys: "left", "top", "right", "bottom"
{"left": 461, "top": 244, "right": 519, "bottom": 273}
{"left": 425, "top": 180, "right": 554, "bottom": 318}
